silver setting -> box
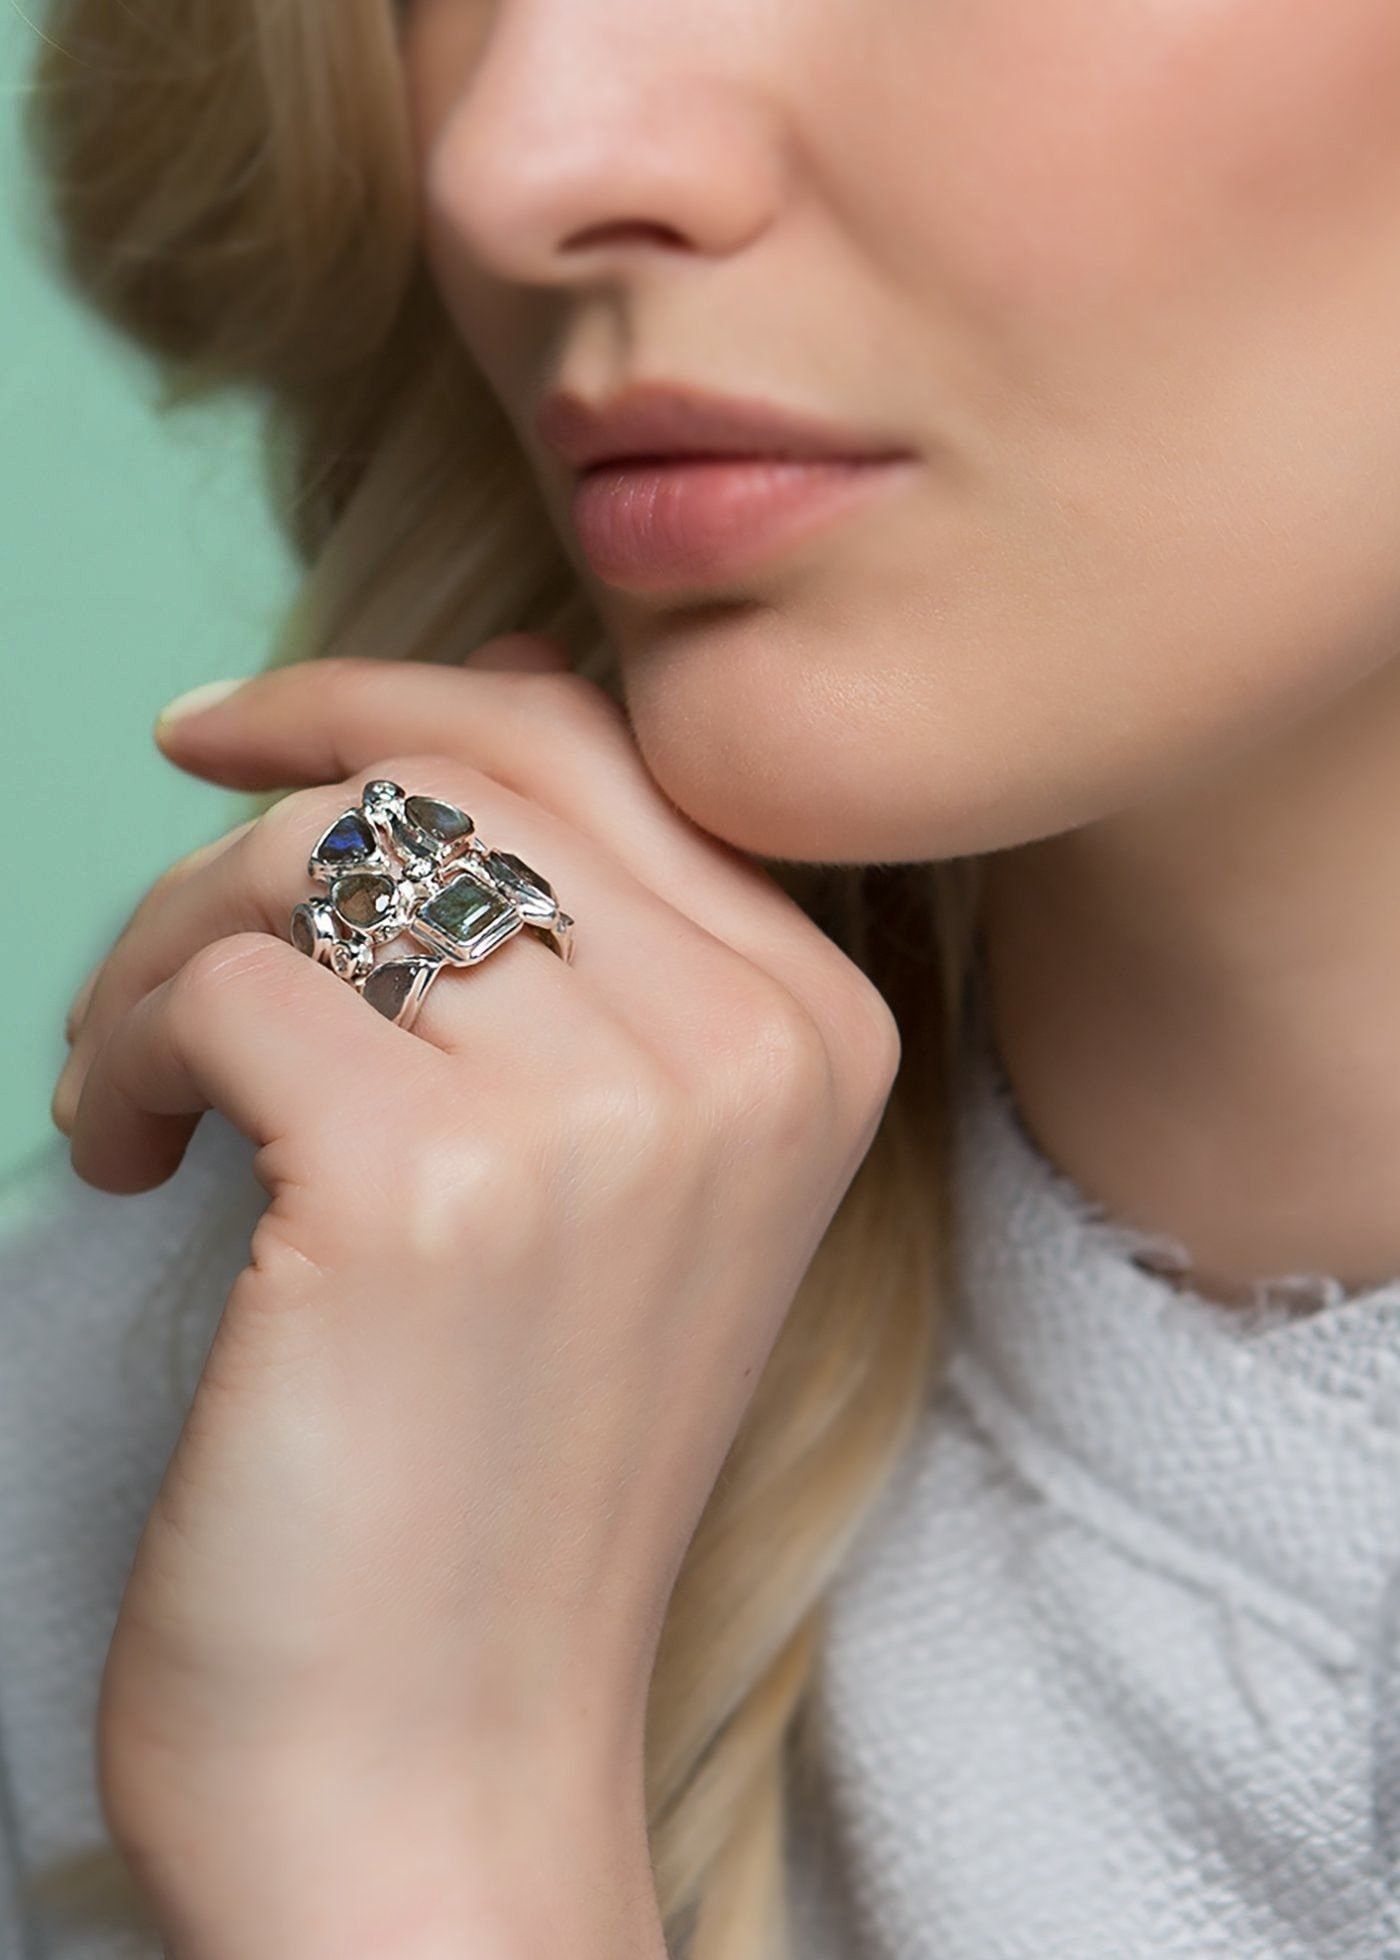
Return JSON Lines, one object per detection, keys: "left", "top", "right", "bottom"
{"left": 406, "top": 870, "right": 526, "bottom": 967}
{"left": 288, "top": 778, "right": 575, "bottom": 1031}
{"left": 471, "top": 849, "right": 576, "bottom": 965}
{"left": 290, "top": 896, "right": 342, "bottom": 969}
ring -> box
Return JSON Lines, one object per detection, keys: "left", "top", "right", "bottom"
{"left": 287, "top": 778, "right": 575, "bottom": 1033}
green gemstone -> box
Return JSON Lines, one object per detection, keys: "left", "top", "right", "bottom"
{"left": 418, "top": 873, "right": 508, "bottom": 947}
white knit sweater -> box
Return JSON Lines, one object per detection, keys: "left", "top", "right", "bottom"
{"left": 1, "top": 1012, "right": 1397, "bottom": 1958}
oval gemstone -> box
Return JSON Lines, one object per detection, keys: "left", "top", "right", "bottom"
{"left": 404, "top": 795, "right": 473, "bottom": 845}
{"left": 289, "top": 905, "right": 317, "bottom": 956}
{"left": 331, "top": 871, "right": 397, "bottom": 929}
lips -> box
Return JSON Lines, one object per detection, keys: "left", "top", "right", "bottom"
{"left": 535, "top": 379, "right": 913, "bottom": 474}
{"left": 536, "top": 381, "right": 918, "bottom": 590}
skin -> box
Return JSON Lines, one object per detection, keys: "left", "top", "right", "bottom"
{"left": 55, "top": 643, "right": 900, "bottom": 1957}
{"left": 399, "top": 0, "right": 1400, "bottom": 1303}
{"left": 45, "top": 0, "right": 1400, "bottom": 1943}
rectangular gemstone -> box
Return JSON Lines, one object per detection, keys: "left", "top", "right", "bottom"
{"left": 414, "top": 872, "right": 514, "bottom": 959}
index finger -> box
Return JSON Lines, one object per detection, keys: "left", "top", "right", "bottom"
{"left": 149, "top": 655, "right": 862, "bottom": 1014}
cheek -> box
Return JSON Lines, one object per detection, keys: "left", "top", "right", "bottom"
{"left": 850, "top": 0, "right": 1400, "bottom": 335}
{"left": 399, "top": 0, "right": 491, "bottom": 138}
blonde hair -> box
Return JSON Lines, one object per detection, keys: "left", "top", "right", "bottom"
{"left": 20, "top": 4, "right": 986, "bottom": 1952}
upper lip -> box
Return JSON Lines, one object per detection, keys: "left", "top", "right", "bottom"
{"left": 535, "top": 380, "right": 915, "bottom": 474}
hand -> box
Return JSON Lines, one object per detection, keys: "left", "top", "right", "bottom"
{"left": 56, "top": 640, "right": 902, "bottom": 1951}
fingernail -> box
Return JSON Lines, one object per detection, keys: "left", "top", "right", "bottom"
{"left": 63, "top": 967, "right": 98, "bottom": 1044}
{"left": 155, "top": 677, "right": 246, "bottom": 740}
{"left": 51, "top": 1052, "right": 81, "bottom": 1135}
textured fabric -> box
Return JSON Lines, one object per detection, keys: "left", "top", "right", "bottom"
{"left": 1, "top": 1015, "right": 1399, "bottom": 1956}
{"left": 0, "top": 1116, "right": 267, "bottom": 1959}
{"left": 784, "top": 1012, "right": 1400, "bottom": 1960}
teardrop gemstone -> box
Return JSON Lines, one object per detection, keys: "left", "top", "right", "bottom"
{"left": 331, "top": 871, "right": 397, "bottom": 930}
{"left": 311, "top": 810, "right": 378, "bottom": 870}
{"left": 403, "top": 795, "right": 473, "bottom": 846}
{"left": 363, "top": 959, "right": 424, "bottom": 1023}
{"left": 484, "top": 849, "right": 554, "bottom": 906}
{"left": 384, "top": 812, "right": 430, "bottom": 863}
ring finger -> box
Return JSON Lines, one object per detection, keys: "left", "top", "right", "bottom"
{"left": 55, "top": 756, "right": 746, "bottom": 1154}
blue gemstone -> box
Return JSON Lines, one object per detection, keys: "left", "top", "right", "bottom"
{"left": 315, "top": 811, "right": 377, "bottom": 865}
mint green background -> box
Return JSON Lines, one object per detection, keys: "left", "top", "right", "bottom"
{"left": 2, "top": 10, "right": 299, "bottom": 1188}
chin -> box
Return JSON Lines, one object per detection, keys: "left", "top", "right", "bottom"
{"left": 614, "top": 611, "right": 1050, "bottom": 868}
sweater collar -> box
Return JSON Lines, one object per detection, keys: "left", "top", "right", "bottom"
{"left": 946, "top": 993, "right": 1400, "bottom": 1653}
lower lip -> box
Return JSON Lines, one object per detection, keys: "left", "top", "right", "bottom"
{"left": 569, "top": 454, "right": 915, "bottom": 592}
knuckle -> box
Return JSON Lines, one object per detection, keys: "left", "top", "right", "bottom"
{"left": 714, "top": 977, "right": 834, "bottom": 1134}
{"left": 388, "top": 1128, "right": 546, "bottom": 1270}
{"left": 243, "top": 786, "right": 311, "bottom": 870}
{"left": 169, "top": 932, "right": 287, "bottom": 1029}
{"left": 364, "top": 750, "right": 458, "bottom": 789}
{"left": 354, "top": 753, "right": 478, "bottom": 814}
{"left": 841, "top": 974, "right": 904, "bottom": 1105}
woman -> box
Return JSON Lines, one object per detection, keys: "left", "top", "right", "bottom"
{"left": 5, "top": 0, "right": 1399, "bottom": 1952}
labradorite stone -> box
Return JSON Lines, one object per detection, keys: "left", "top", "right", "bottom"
{"left": 331, "top": 871, "right": 396, "bottom": 929}
{"left": 485, "top": 849, "right": 552, "bottom": 901}
{"left": 290, "top": 906, "right": 316, "bottom": 956}
{"left": 390, "top": 814, "right": 432, "bottom": 861}
{"left": 363, "top": 961, "right": 417, "bottom": 1021}
{"left": 418, "top": 872, "right": 505, "bottom": 946}
{"left": 314, "top": 810, "right": 377, "bottom": 865}
{"left": 404, "top": 795, "right": 473, "bottom": 844}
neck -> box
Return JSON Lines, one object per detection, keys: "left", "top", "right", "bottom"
{"left": 977, "top": 645, "right": 1400, "bottom": 1307}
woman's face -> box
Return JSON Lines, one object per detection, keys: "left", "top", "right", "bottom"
{"left": 400, "top": 0, "right": 1400, "bottom": 865}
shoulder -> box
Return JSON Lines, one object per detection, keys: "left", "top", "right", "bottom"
{"left": 0, "top": 1114, "right": 265, "bottom": 1947}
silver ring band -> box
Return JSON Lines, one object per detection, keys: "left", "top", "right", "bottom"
{"left": 288, "top": 778, "right": 575, "bottom": 1033}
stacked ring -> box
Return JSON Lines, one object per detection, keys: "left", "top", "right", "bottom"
{"left": 288, "top": 778, "right": 575, "bottom": 1033}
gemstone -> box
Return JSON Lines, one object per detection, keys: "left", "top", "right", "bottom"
{"left": 389, "top": 813, "right": 436, "bottom": 863}
{"left": 404, "top": 795, "right": 473, "bottom": 845}
{"left": 417, "top": 872, "right": 504, "bottom": 945}
{"left": 409, "top": 871, "right": 523, "bottom": 964}
{"left": 331, "top": 871, "right": 397, "bottom": 929}
{"left": 363, "top": 960, "right": 420, "bottom": 1022}
{"left": 484, "top": 849, "right": 554, "bottom": 905}
{"left": 289, "top": 905, "right": 316, "bottom": 956}
{"left": 312, "top": 810, "right": 379, "bottom": 869}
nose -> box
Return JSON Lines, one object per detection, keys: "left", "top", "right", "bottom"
{"left": 416, "top": 1, "right": 789, "bottom": 290}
